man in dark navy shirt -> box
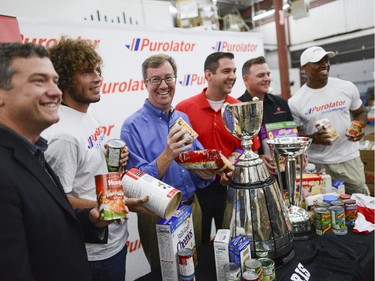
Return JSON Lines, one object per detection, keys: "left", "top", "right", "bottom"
{"left": 238, "top": 56, "right": 294, "bottom": 175}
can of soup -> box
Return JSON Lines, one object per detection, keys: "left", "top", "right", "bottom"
{"left": 258, "top": 258, "right": 275, "bottom": 281}
{"left": 224, "top": 262, "right": 241, "bottom": 281}
{"left": 95, "top": 172, "right": 126, "bottom": 221}
{"left": 106, "top": 139, "right": 125, "bottom": 172}
{"left": 245, "top": 259, "right": 263, "bottom": 281}
{"left": 314, "top": 207, "right": 331, "bottom": 235}
{"left": 342, "top": 199, "right": 358, "bottom": 226}
{"left": 177, "top": 248, "right": 195, "bottom": 278}
{"left": 242, "top": 270, "right": 260, "bottom": 281}
{"left": 329, "top": 206, "right": 347, "bottom": 235}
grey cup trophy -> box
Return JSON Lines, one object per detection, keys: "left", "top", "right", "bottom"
{"left": 221, "top": 100, "right": 294, "bottom": 266}
{"left": 267, "top": 137, "right": 314, "bottom": 240}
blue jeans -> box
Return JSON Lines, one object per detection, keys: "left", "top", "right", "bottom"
{"left": 90, "top": 245, "right": 127, "bottom": 281}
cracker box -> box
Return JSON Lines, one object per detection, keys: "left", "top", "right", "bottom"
{"left": 296, "top": 173, "right": 332, "bottom": 199}
{"left": 156, "top": 204, "right": 196, "bottom": 281}
{"left": 233, "top": 238, "right": 251, "bottom": 273}
{"left": 214, "top": 229, "right": 231, "bottom": 281}
{"left": 259, "top": 121, "right": 298, "bottom": 159}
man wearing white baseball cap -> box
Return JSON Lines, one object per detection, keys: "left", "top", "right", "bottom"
{"left": 288, "top": 46, "right": 370, "bottom": 195}
{"left": 300, "top": 46, "right": 335, "bottom": 67}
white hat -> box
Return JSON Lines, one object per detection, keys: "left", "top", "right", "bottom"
{"left": 300, "top": 46, "right": 335, "bottom": 67}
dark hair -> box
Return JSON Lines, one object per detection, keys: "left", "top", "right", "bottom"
{"left": 242, "top": 56, "right": 266, "bottom": 76}
{"left": 204, "top": 52, "right": 234, "bottom": 74}
{"left": 141, "top": 53, "right": 177, "bottom": 80}
{"left": 0, "top": 43, "right": 50, "bottom": 90}
{"left": 49, "top": 38, "right": 103, "bottom": 92}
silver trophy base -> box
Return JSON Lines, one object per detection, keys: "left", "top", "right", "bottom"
{"left": 288, "top": 205, "right": 315, "bottom": 240}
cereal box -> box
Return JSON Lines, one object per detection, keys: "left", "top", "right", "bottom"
{"left": 156, "top": 205, "right": 196, "bottom": 281}
{"left": 259, "top": 121, "right": 298, "bottom": 159}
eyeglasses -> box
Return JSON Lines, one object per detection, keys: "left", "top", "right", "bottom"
{"left": 146, "top": 76, "right": 176, "bottom": 85}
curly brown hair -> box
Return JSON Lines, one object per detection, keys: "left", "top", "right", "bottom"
{"left": 48, "top": 38, "right": 103, "bottom": 92}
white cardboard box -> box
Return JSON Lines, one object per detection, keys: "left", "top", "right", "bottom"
{"left": 214, "top": 229, "right": 231, "bottom": 281}
{"left": 156, "top": 205, "right": 196, "bottom": 281}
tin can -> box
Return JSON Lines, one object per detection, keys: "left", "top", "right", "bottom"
{"left": 224, "top": 262, "right": 241, "bottom": 281}
{"left": 345, "top": 120, "right": 365, "bottom": 138}
{"left": 316, "top": 202, "right": 330, "bottom": 209}
{"left": 106, "top": 139, "right": 125, "bottom": 172}
{"left": 323, "top": 194, "right": 338, "bottom": 204}
{"left": 314, "top": 207, "right": 331, "bottom": 235}
{"left": 180, "top": 275, "right": 195, "bottom": 281}
{"left": 242, "top": 270, "right": 260, "bottom": 281}
{"left": 329, "top": 206, "right": 347, "bottom": 235}
{"left": 330, "top": 200, "right": 344, "bottom": 207}
{"left": 342, "top": 199, "right": 358, "bottom": 226}
{"left": 95, "top": 173, "right": 126, "bottom": 221}
{"left": 258, "top": 258, "right": 275, "bottom": 281}
{"left": 339, "top": 194, "right": 351, "bottom": 201}
{"left": 177, "top": 248, "right": 195, "bottom": 278}
{"left": 245, "top": 259, "right": 263, "bottom": 281}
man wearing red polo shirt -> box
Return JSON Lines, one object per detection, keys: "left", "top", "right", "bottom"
{"left": 176, "top": 52, "right": 260, "bottom": 243}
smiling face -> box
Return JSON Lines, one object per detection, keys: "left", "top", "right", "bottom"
{"left": 304, "top": 55, "right": 331, "bottom": 88}
{"left": 145, "top": 61, "right": 176, "bottom": 112}
{"left": 0, "top": 56, "right": 62, "bottom": 142}
{"left": 63, "top": 64, "right": 102, "bottom": 112}
{"left": 205, "top": 57, "right": 236, "bottom": 101}
{"left": 243, "top": 63, "right": 270, "bottom": 99}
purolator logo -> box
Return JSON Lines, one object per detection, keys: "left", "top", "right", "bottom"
{"left": 21, "top": 34, "right": 101, "bottom": 48}
{"left": 125, "top": 38, "right": 196, "bottom": 52}
{"left": 213, "top": 41, "right": 259, "bottom": 52}
{"left": 101, "top": 79, "right": 146, "bottom": 94}
{"left": 179, "top": 74, "right": 206, "bottom": 87}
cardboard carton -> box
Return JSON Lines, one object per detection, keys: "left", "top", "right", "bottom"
{"left": 214, "top": 229, "right": 231, "bottom": 281}
{"left": 156, "top": 205, "right": 196, "bottom": 281}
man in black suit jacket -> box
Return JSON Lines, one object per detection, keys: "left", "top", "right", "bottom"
{"left": 0, "top": 42, "right": 114, "bottom": 281}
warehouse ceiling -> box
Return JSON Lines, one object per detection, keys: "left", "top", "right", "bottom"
{"left": 157, "top": 0, "right": 275, "bottom": 18}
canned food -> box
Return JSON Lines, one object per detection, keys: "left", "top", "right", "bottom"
{"left": 316, "top": 202, "right": 330, "bottom": 209}
{"left": 242, "top": 270, "right": 260, "bottom": 281}
{"left": 224, "top": 262, "right": 241, "bottom": 281}
{"left": 179, "top": 275, "right": 195, "bottom": 281}
{"left": 258, "top": 258, "right": 275, "bottom": 281}
{"left": 177, "top": 248, "right": 195, "bottom": 278}
{"left": 342, "top": 199, "right": 357, "bottom": 226}
{"left": 106, "top": 139, "right": 125, "bottom": 172}
{"left": 345, "top": 120, "right": 365, "bottom": 138}
{"left": 245, "top": 259, "right": 263, "bottom": 281}
{"left": 339, "top": 194, "right": 351, "bottom": 201}
{"left": 323, "top": 194, "right": 338, "bottom": 204}
{"left": 95, "top": 173, "right": 126, "bottom": 221}
{"left": 314, "top": 207, "right": 331, "bottom": 235}
{"left": 329, "top": 206, "right": 347, "bottom": 235}
{"left": 330, "top": 200, "right": 344, "bottom": 207}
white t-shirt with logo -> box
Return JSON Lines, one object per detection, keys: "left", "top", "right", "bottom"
{"left": 42, "top": 105, "right": 128, "bottom": 261}
{"left": 288, "top": 77, "right": 362, "bottom": 164}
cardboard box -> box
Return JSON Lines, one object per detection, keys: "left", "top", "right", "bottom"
{"left": 259, "top": 121, "right": 298, "bottom": 166}
{"left": 156, "top": 205, "right": 196, "bottom": 281}
{"left": 214, "top": 229, "right": 231, "bottom": 281}
{"left": 233, "top": 238, "right": 251, "bottom": 273}
{"left": 296, "top": 173, "right": 333, "bottom": 197}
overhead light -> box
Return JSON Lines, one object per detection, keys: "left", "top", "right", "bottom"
{"left": 253, "top": 4, "right": 290, "bottom": 21}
